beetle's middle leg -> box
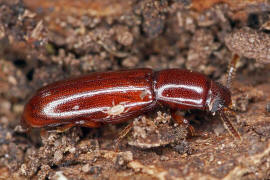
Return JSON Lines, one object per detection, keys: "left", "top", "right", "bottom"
{"left": 114, "top": 122, "right": 133, "bottom": 151}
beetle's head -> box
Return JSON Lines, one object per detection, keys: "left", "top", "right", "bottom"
{"left": 206, "top": 80, "right": 241, "bottom": 139}
{"left": 206, "top": 81, "right": 232, "bottom": 115}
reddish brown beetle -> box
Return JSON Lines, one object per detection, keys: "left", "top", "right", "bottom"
{"left": 22, "top": 67, "right": 240, "bottom": 139}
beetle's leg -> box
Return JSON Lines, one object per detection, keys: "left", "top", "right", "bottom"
{"left": 20, "top": 117, "right": 31, "bottom": 132}
{"left": 46, "top": 123, "right": 76, "bottom": 133}
{"left": 227, "top": 54, "right": 240, "bottom": 89}
{"left": 45, "top": 120, "right": 101, "bottom": 134}
{"left": 81, "top": 121, "right": 101, "bottom": 128}
{"left": 171, "top": 110, "right": 195, "bottom": 136}
{"left": 40, "top": 123, "right": 76, "bottom": 138}
{"left": 114, "top": 122, "right": 133, "bottom": 151}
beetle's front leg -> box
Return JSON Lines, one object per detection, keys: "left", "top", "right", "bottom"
{"left": 170, "top": 109, "right": 195, "bottom": 136}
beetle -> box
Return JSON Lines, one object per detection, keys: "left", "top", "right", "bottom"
{"left": 22, "top": 67, "right": 240, "bottom": 139}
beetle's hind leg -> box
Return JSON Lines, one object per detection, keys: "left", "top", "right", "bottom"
{"left": 44, "top": 120, "right": 101, "bottom": 134}
{"left": 80, "top": 120, "right": 101, "bottom": 128}
{"left": 40, "top": 123, "right": 76, "bottom": 138}
{"left": 44, "top": 123, "right": 76, "bottom": 133}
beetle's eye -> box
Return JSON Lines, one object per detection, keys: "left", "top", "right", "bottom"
{"left": 211, "top": 97, "right": 224, "bottom": 113}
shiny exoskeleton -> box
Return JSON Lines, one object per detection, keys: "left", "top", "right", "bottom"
{"left": 22, "top": 68, "right": 239, "bottom": 138}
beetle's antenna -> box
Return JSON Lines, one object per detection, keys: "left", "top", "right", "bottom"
{"left": 219, "top": 109, "right": 241, "bottom": 140}
{"left": 226, "top": 54, "right": 239, "bottom": 89}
